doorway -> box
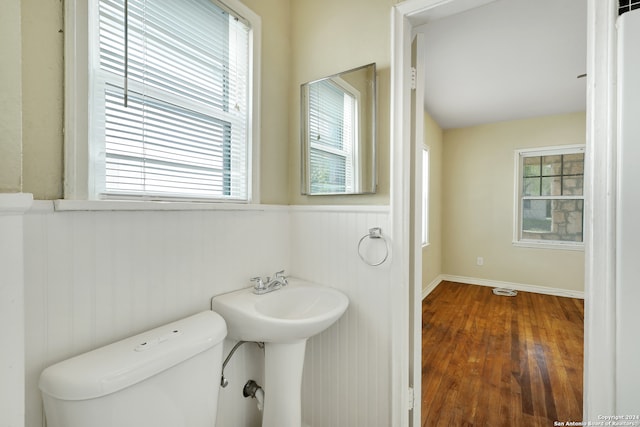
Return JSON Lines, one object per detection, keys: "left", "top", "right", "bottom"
{"left": 391, "top": 0, "right": 619, "bottom": 424}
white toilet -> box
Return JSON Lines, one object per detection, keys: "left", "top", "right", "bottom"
{"left": 39, "top": 311, "right": 227, "bottom": 427}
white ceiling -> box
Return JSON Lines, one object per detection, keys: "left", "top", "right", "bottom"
{"left": 418, "top": 0, "right": 587, "bottom": 130}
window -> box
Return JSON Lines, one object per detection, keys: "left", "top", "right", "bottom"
{"left": 514, "top": 145, "right": 585, "bottom": 249}
{"left": 422, "top": 146, "right": 430, "bottom": 246}
{"left": 307, "top": 78, "right": 358, "bottom": 194}
{"left": 65, "top": 0, "right": 260, "bottom": 202}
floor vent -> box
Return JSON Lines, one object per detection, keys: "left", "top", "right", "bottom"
{"left": 492, "top": 288, "right": 518, "bottom": 297}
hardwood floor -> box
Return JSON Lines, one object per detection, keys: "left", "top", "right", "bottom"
{"left": 421, "top": 281, "right": 584, "bottom": 427}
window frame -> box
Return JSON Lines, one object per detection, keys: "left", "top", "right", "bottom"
{"left": 63, "top": 0, "right": 261, "bottom": 203}
{"left": 306, "top": 76, "right": 361, "bottom": 194}
{"left": 421, "top": 145, "right": 430, "bottom": 247}
{"left": 513, "top": 144, "right": 586, "bottom": 251}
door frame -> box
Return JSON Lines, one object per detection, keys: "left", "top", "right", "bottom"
{"left": 389, "top": 0, "right": 619, "bottom": 423}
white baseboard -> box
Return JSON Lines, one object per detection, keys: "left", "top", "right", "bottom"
{"left": 422, "top": 274, "right": 584, "bottom": 300}
{"left": 422, "top": 275, "right": 445, "bottom": 299}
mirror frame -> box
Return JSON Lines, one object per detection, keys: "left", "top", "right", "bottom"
{"left": 300, "top": 63, "right": 377, "bottom": 195}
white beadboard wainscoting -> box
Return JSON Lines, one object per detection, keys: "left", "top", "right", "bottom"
{"left": 23, "top": 201, "right": 289, "bottom": 427}
{"left": 0, "top": 194, "right": 33, "bottom": 427}
{"left": 20, "top": 201, "right": 393, "bottom": 427}
{"left": 290, "top": 206, "right": 392, "bottom": 427}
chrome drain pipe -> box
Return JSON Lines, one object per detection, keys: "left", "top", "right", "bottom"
{"left": 243, "top": 379, "right": 265, "bottom": 412}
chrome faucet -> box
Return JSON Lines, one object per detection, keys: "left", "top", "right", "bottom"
{"left": 250, "top": 270, "right": 288, "bottom": 295}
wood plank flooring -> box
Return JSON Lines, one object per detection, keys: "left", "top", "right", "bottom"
{"left": 421, "top": 281, "right": 584, "bottom": 427}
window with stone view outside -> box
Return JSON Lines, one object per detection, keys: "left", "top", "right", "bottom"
{"left": 521, "top": 152, "right": 584, "bottom": 242}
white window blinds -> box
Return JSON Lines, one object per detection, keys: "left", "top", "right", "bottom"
{"left": 93, "top": 0, "right": 251, "bottom": 200}
{"left": 307, "top": 79, "right": 356, "bottom": 194}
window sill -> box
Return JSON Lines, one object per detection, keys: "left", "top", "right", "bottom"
{"left": 53, "top": 199, "right": 286, "bottom": 212}
{"left": 512, "top": 240, "right": 584, "bottom": 251}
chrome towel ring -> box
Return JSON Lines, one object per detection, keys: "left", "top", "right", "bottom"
{"left": 357, "top": 227, "right": 390, "bottom": 266}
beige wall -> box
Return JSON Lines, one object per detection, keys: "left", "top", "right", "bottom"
{"left": 441, "top": 112, "right": 586, "bottom": 292}
{"left": 289, "top": 0, "right": 395, "bottom": 205}
{"left": 422, "top": 112, "right": 443, "bottom": 289}
{"left": 21, "top": 0, "right": 64, "bottom": 199}
{"left": 0, "top": 0, "right": 23, "bottom": 193}
{"left": 15, "top": 0, "right": 292, "bottom": 203}
{"left": 242, "top": 0, "right": 291, "bottom": 204}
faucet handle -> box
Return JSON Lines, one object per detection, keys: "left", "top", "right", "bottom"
{"left": 250, "top": 276, "right": 265, "bottom": 289}
{"left": 274, "top": 270, "right": 288, "bottom": 285}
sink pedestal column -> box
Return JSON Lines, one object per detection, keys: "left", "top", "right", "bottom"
{"left": 262, "top": 340, "right": 307, "bottom": 427}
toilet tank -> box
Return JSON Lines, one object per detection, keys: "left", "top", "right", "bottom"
{"left": 39, "top": 311, "right": 227, "bottom": 427}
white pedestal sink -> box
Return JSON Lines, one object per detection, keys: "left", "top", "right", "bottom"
{"left": 211, "top": 278, "right": 349, "bottom": 427}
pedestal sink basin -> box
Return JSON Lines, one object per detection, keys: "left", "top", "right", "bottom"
{"left": 210, "top": 277, "right": 349, "bottom": 427}
{"left": 211, "top": 278, "right": 349, "bottom": 343}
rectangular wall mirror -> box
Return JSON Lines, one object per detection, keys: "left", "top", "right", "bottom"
{"left": 301, "top": 63, "right": 377, "bottom": 195}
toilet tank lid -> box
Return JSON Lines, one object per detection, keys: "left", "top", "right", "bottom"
{"left": 39, "top": 311, "right": 227, "bottom": 401}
